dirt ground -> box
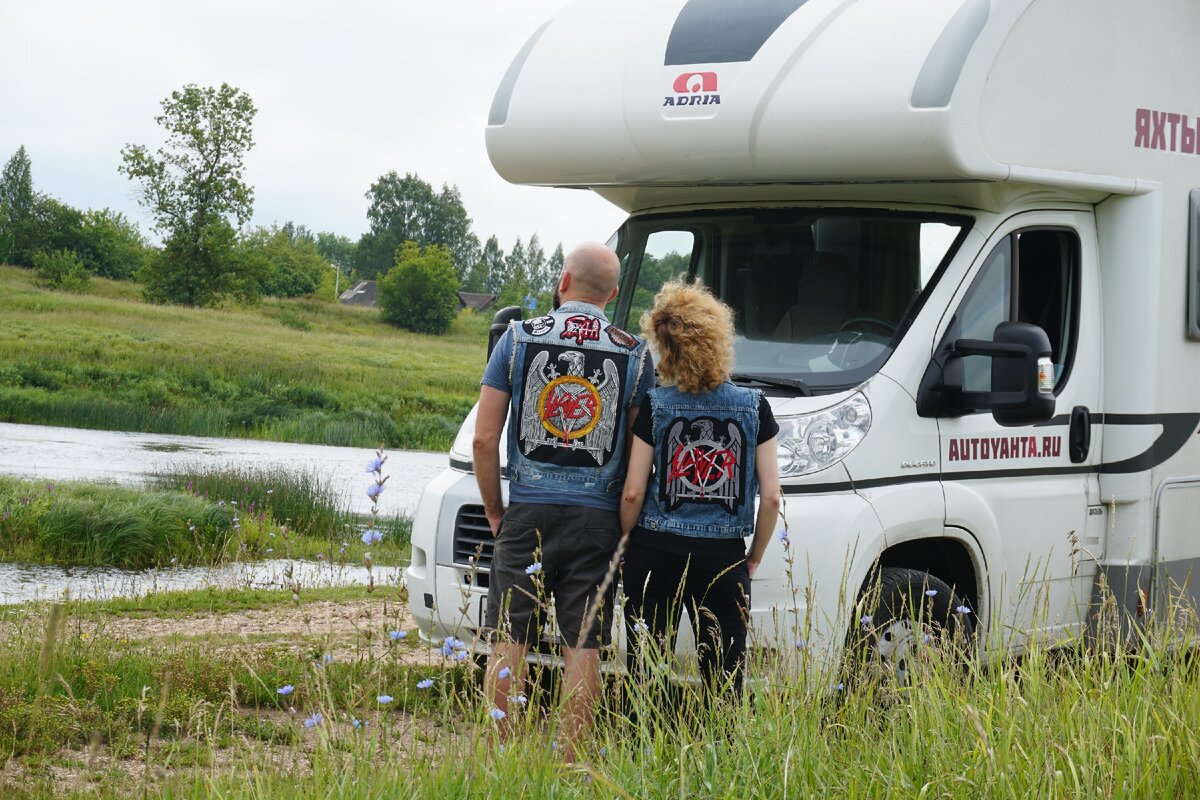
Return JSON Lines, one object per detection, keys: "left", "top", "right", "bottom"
{"left": 0, "top": 597, "right": 483, "bottom": 797}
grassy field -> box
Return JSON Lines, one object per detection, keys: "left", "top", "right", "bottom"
{"left": 0, "top": 468, "right": 410, "bottom": 568}
{"left": 1, "top": 580, "right": 1198, "bottom": 799}
{"left": 0, "top": 265, "right": 488, "bottom": 451}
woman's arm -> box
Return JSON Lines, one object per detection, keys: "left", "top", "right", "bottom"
{"left": 620, "top": 437, "right": 654, "bottom": 536}
{"left": 747, "top": 437, "right": 782, "bottom": 578}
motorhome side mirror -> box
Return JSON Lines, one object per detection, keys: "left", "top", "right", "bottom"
{"left": 487, "top": 306, "right": 523, "bottom": 361}
{"left": 917, "top": 321, "right": 1055, "bottom": 425}
{"left": 988, "top": 322, "right": 1055, "bottom": 425}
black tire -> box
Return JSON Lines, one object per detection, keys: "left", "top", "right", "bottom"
{"left": 854, "top": 567, "right": 975, "bottom": 687}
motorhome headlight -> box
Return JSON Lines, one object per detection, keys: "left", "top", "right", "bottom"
{"left": 776, "top": 393, "right": 871, "bottom": 478}
{"left": 449, "top": 405, "right": 479, "bottom": 467}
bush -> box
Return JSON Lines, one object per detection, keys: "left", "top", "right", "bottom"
{"left": 32, "top": 248, "right": 90, "bottom": 291}
{"left": 78, "top": 208, "right": 151, "bottom": 280}
{"left": 377, "top": 241, "right": 459, "bottom": 334}
{"left": 239, "top": 225, "right": 330, "bottom": 298}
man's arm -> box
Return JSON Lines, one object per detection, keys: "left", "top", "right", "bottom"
{"left": 473, "top": 385, "right": 510, "bottom": 536}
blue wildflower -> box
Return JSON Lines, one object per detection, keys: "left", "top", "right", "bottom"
{"left": 633, "top": 619, "right": 650, "bottom": 635}
{"left": 417, "top": 679, "right": 434, "bottom": 689}
{"left": 361, "top": 529, "right": 384, "bottom": 546}
{"left": 925, "top": 589, "right": 938, "bottom": 597}
{"left": 490, "top": 707, "right": 506, "bottom": 721}
{"left": 377, "top": 694, "right": 394, "bottom": 704}
{"left": 777, "top": 529, "right": 789, "bottom": 542}
{"left": 351, "top": 718, "right": 364, "bottom": 729}
{"left": 322, "top": 653, "right": 333, "bottom": 664}
{"left": 795, "top": 638, "right": 807, "bottom": 650}
{"left": 833, "top": 682, "right": 845, "bottom": 692}
{"left": 389, "top": 630, "right": 408, "bottom": 641}
{"left": 498, "top": 666, "right": 512, "bottom": 680}
{"left": 366, "top": 457, "right": 385, "bottom": 473}
{"left": 525, "top": 562, "right": 542, "bottom": 575}
{"left": 304, "top": 712, "right": 322, "bottom": 728}
{"left": 922, "top": 633, "right": 933, "bottom": 644}
{"left": 277, "top": 685, "right": 294, "bottom": 696}
{"left": 955, "top": 605, "right": 971, "bottom": 615}
{"left": 860, "top": 614, "right": 873, "bottom": 626}
{"left": 509, "top": 693, "right": 527, "bottom": 707}
{"left": 453, "top": 650, "right": 468, "bottom": 662}
{"left": 366, "top": 483, "right": 384, "bottom": 500}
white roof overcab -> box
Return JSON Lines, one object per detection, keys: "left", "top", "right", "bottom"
{"left": 486, "top": 0, "right": 1200, "bottom": 194}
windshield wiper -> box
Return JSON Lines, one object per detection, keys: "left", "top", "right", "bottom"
{"left": 730, "top": 372, "right": 812, "bottom": 397}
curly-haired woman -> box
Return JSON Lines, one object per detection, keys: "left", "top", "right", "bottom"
{"left": 619, "top": 278, "right": 782, "bottom": 699}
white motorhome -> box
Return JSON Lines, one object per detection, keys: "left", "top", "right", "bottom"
{"left": 407, "top": 0, "right": 1200, "bottom": 674}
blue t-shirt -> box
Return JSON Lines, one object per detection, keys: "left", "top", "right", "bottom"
{"left": 481, "top": 324, "right": 655, "bottom": 511}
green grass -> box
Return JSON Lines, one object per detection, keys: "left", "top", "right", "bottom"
{"left": 2, "top": 579, "right": 1199, "bottom": 799}
{"left": 0, "top": 472, "right": 410, "bottom": 568}
{"left": 0, "top": 265, "right": 489, "bottom": 451}
{"left": 63, "top": 584, "right": 405, "bottom": 617}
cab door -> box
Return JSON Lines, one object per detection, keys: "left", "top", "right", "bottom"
{"left": 936, "top": 211, "right": 1103, "bottom": 649}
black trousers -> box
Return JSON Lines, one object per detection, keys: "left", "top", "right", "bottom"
{"left": 622, "top": 531, "right": 750, "bottom": 699}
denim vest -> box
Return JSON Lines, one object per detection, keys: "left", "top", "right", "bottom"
{"left": 503, "top": 301, "right": 649, "bottom": 496}
{"left": 637, "top": 382, "right": 762, "bottom": 538}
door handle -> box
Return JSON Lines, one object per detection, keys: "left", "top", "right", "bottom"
{"left": 1069, "top": 405, "right": 1091, "bottom": 463}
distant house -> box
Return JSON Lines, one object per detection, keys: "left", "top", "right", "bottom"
{"left": 340, "top": 281, "right": 378, "bottom": 307}
{"left": 457, "top": 292, "right": 497, "bottom": 312}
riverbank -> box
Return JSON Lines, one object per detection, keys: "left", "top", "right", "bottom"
{"left": 0, "top": 266, "right": 486, "bottom": 451}
{"left": 0, "top": 470, "right": 410, "bottom": 570}
{"left": 2, "top": 584, "right": 1199, "bottom": 798}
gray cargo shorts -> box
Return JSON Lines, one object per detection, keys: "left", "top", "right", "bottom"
{"left": 483, "top": 502, "right": 620, "bottom": 649}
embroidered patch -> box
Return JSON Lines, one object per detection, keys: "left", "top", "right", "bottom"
{"left": 560, "top": 315, "right": 601, "bottom": 346}
{"left": 605, "top": 325, "right": 638, "bottom": 350}
{"left": 517, "top": 346, "right": 626, "bottom": 467}
{"left": 661, "top": 416, "right": 746, "bottom": 514}
{"left": 522, "top": 315, "right": 554, "bottom": 337}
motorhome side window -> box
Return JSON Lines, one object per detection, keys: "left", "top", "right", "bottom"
{"left": 953, "top": 228, "right": 1080, "bottom": 395}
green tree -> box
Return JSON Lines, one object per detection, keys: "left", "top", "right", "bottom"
{"left": 498, "top": 237, "right": 531, "bottom": 306}
{"left": 77, "top": 209, "right": 151, "bottom": 280}
{"left": 480, "top": 235, "right": 506, "bottom": 295}
{"left": 119, "top": 83, "right": 257, "bottom": 306}
{"left": 0, "top": 146, "right": 35, "bottom": 265}
{"left": 239, "top": 225, "right": 330, "bottom": 298}
{"left": 356, "top": 172, "right": 476, "bottom": 280}
{"left": 316, "top": 231, "right": 356, "bottom": 270}
{"left": 377, "top": 241, "right": 459, "bottom": 334}
{"left": 547, "top": 242, "right": 565, "bottom": 287}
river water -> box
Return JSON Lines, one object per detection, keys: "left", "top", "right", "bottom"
{"left": 0, "top": 422, "right": 451, "bottom": 605}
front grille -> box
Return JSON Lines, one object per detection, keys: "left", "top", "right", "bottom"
{"left": 452, "top": 505, "right": 494, "bottom": 570}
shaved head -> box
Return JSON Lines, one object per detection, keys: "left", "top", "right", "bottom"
{"left": 559, "top": 242, "right": 620, "bottom": 305}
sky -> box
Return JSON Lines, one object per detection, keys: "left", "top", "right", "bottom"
{"left": 0, "top": 0, "right": 627, "bottom": 254}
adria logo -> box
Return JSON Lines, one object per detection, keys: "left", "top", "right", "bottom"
{"left": 664, "top": 71, "right": 721, "bottom": 108}
{"left": 672, "top": 72, "right": 718, "bottom": 94}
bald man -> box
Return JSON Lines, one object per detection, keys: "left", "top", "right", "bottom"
{"left": 474, "top": 242, "right": 654, "bottom": 757}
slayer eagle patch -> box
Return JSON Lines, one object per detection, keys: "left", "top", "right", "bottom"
{"left": 517, "top": 344, "right": 628, "bottom": 468}
{"left": 660, "top": 416, "right": 746, "bottom": 514}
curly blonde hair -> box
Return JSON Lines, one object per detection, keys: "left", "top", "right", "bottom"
{"left": 640, "top": 277, "right": 735, "bottom": 394}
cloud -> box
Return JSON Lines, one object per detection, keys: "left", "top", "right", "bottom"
{"left": 0, "top": 0, "right": 625, "bottom": 250}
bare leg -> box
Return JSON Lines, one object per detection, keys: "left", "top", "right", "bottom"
{"left": 559, "top": 645, "right": 602, "bottom": 762}
{"left": 485, "top": 642, "right": 529, "bottom": 739}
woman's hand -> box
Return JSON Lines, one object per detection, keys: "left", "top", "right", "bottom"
{"left": 746, "top": 551, "right": 762, "bottom": 579}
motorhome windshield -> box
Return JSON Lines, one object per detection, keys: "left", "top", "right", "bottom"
{"left": 613, "top": 209, "right": 970, "bottom": 395}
